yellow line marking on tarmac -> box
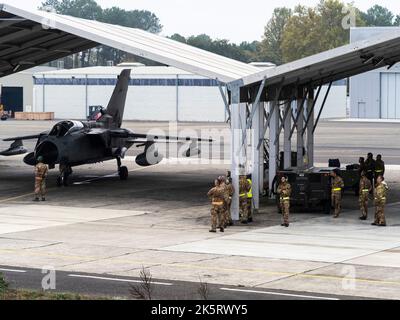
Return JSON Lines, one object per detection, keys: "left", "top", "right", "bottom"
{"left": 0, "top": 247, "right": 400, "bottom": 287}
{"left": 0, "top": 193, "right": 34, "bottom": 204}
{"left": 0, "top": 166, "right": 152, "bottom": 204}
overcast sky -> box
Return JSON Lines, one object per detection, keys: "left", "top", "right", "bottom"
{"left": 7, "top": 0, "right": 400, "bottom": 43}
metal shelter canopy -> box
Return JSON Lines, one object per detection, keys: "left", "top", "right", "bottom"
{"left": 0, "top": 3, "right": 259, "bottom": 82}
{"left": 233, "top": 28, "right": 400, "bottom": 101}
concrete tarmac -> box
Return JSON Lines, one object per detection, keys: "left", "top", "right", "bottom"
{"left": 0, "top": 119, "right": 400, "bottom": 300}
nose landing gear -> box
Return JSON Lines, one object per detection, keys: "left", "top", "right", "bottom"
{"left": 117, "top": 157, "right": 129, "bottom": 180}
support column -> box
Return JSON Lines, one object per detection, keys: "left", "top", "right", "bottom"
{"left": 269, "top": 101, "right": 279, "bottom": 196}
{"left": 230, "top": 86, "right": 244, "bottom": 221}
{"left": 284, "top": 101, "right": 292, "bottom": 169}
{"left": 252, "top": 102, "right": 263, "bottom": 212}
{"left": 296, "top": 99, "right": 304, "bottom": 169}
{"left": 307, "top": 91, "right": 315, "bottom": 168}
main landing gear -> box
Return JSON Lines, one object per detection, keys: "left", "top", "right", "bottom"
{"left": 57, "top": 165, "right": 72, "bottom": 187}
{"left": 117, "top": 157, "right": 128, "bottom": 180}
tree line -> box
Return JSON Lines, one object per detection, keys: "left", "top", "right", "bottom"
{"left": 41, "top": 0, "right": 400, "bottom": 68}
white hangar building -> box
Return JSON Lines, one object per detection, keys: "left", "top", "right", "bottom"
{"left": 350, "top": 27, "right": 400, "bottom": 119}
{"left": 32, "top": 63, "right": 346, "bottom": 122}
{"left": 33, "top": 63, "right": 230, "bottom": 122}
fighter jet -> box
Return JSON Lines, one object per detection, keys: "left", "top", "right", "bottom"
{"left": 0, "top": 69, "right": 211, "bottom": 186}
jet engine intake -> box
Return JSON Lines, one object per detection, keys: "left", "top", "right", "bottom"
{"left": 35, "top": 141, "right": 59, "bottom": 165}
{"left": 135, "top": 142, "right": 163, "bottom": 167}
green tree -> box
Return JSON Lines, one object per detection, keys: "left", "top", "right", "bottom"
{"left": 259, "top": 7, "right": 292, "bottom": 65}
{"left": 169, "top": 33, "right": 187, "bottom": 44}
{"left": 361, "top": 5, "right": 394, "bottom": 26}
{"left": 40, "top": 0, "right": 162, "bottom": 67}
{"left": 41, "top": 0, "right": 102, "bottom": 20}
{"left": 281, "top": 0, "right": 364, "bottom": 63}
{"left": 281, "top": 5, "right": 320, "bottom": 62}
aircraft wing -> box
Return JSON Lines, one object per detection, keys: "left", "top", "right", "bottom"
{"left": 0, "top": 139, "right": 28, "bottom": 156}
{"left": 110, "top": 130, "right": 213, "bottom": 143}
{"left": 2, "top": 132, "right": 49, "bottom": 157}
{"left": 3, "top": 134, "right": 41, "bottom": 142}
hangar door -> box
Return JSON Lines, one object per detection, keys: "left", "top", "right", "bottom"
{"left": 381, "top": 73, "right": 400, "bottom": 119}
{"left": 1, "top": 87, "right": 23, "bottom": 115}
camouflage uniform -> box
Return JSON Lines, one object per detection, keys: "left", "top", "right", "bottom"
{"left": 359, "top": 176, "right": 372, "bottom": 219}
{"left": 239, "top": 176, "right": 251, "bottom": 223}
{"left": 374, "top": 182, "right": 388, "bottom": 226}
{"left": 207, "top": 185, "right": 227, "bottom": 232}
{"left": 331, "top": 176, "right": 344, "bottom": 218}
{"left": 277, "top": 181, "right": 292, "bottom": 225}
{"left": 35, "top": 162, "right": 49, "bottom": 199}
{"left": 223, "top": 181, "right": 234, "bottom": 227}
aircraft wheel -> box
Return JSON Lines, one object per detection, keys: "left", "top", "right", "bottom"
{"left": 119, "top": 166, "right": 129, "bottom": 181}
{"left": 63, "top": 174, "right": 69, "bottom": 187}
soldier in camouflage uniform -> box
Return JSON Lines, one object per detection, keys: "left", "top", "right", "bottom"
{"left": 207, "top": 179, "right": 226, "bottom": 233}
{"left": 372, "top": 175, "right": 388, "bottom": 227}
{"left": 365, "top": 153, "right": 376, "bottom": 188}
{"left": 375, "top": 155, "right": 385, "bottom": 179}
{"left": 359, "top": 171, "right": 372, "bottom": 220}
{"left": 222, "top": 173, "right": 234, "bottom": 227}
{"left": 239, "top": 175, "right": 251, "bottom": 224}
{"left": 34, "top": 156, "right": 49, "bottom": 202}
{"left": 331, "top": 169, "right": 344, "bottom": 218}
{"left": 277, "top": 176, "right": 292, "bottom": 227}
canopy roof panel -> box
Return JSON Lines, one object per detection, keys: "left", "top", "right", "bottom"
{"left": 0, "top": 3, "right": 259, "bottom": 82}
{"left": 235, "top": 27, "right": 400, "bottom": 100}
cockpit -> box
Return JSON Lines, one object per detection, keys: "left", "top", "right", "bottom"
{"left": 49, "top": 121, "right": 84, "bottom": 137}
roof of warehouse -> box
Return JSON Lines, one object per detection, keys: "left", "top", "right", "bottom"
{"left": 34, "top": 66, "right": 201, "bottom": 76}
{"left": 0, "top": 3, "right": 259, "bottom": 83}
{"left": 235, "top": 27, "right": 400, "bottom": 92}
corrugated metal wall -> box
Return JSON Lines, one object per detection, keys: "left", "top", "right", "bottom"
{"left": 350, "top": 27, "right": 400, "bottom": 120}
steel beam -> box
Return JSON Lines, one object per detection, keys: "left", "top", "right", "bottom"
{"left": 230, "top": 86, "right": 242, "bottom": 221}
{"left": 0, "top": 33, "right": 67, "bottom": 58}
{"left": 296, "top": 99, "right": 305, "bottom": 169}
{"left": 247, "top": 78, "right": 266, "bottom": 129}
{"left": 257, "top": 82, "right": 284, "bottom": 150}
{"left": 274, "top": 100, "right": 292, "bottom": 145}
{"left": 269, "top": 101, "right": 279, "bottom": 196}
{"left": 0, "top": 24, "right": 44, "bottom": 44}
{"left": 284, "top": 101, "right": 292, "bottom": 169}
{"left": 252, "top": 101, "right": 264, "bottom": 212}
{"left": 306, "top": 90, "right": 315, "bottom": 168}
{"left": 313, "top": 82, "right": 332, "bottom": 134}
{"left": 289, "top": 88, "right": 309, "bottom": 140}
{"left": 302, "top": 85, "right": 322, "bottom": 136}
{"left": 218, "top": 82, "right": 231, "bottom": 120}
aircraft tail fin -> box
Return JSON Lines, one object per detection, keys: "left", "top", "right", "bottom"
{"left": 101, "top": 69, "right": 131, "bottom": 128}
